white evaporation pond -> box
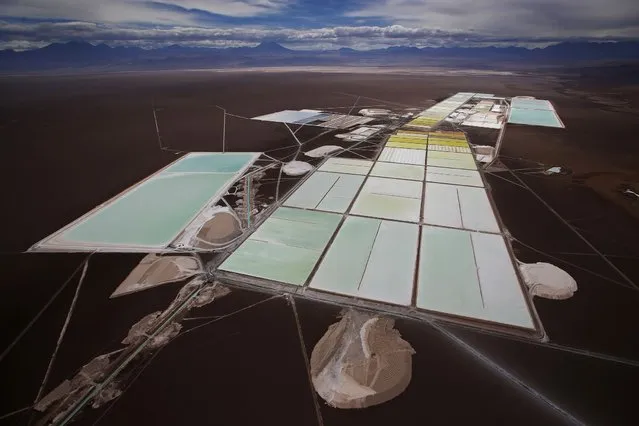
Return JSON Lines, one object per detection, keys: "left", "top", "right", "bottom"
{"left": 378, "top": 147, "right": 426, "bottom": 165}
{"left": 426, "top": 151, "right": 477, "bottom": 170}
{"left": 423, "top": 183, "right": 499, "bottom": 233}
{"left": 310, "top": 216, "right": 418, "bottom": 306}
{"left": 252, "top": 109, "right": 324, "bottom": 123}
{"left": 284, "top": 171, "right": 365, "bottom": 213}
{"left": 370, "top": 162, "right": 424, "bottom": 181}
{"left": 417, "top": 226, "right": 535, "bottom": 329}
{"left": 318, "top": 158, "right": 374, "bottom": 175}
{"left": 426, "top": 167, "right": 483, "bottom": 187}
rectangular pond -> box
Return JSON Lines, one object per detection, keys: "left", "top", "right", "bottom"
{"left": 309, "top": 216, "right": 418, "bottom": 306}
{"left": 219, "top": 207, "right": 341, "bottom": 286}
{"left": 30, "top": 152, "right": 260, "bottom": 252}
{"left": 508, "top": 108, "right": 564, "bottom": 128}
{"left": 283, "top": 171, "right": 365, "bottom": 214}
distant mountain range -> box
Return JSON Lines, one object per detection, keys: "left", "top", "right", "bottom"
{"left": 1, "top": 40, "right": 638, "bottom": 73}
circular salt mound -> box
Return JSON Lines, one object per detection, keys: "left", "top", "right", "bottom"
{"left": 310, "top": 311, "right": 415, "bottom": 409}
{"left": 305, "top": 145, "right": 342, "bottom": 158}
{"left": 282, "top": 161, "right": 313, "bottom": 176}
{"left": 194, "top": 210, "right": 241, "bottom": 248}
{"left": 519, "top": 262, "right": 577, "bottom": 300}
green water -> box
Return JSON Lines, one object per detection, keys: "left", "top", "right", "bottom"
{"left": 62, "top": 173, "right": 233, "bottom": 247}
{"left": 310, "top": 216, "right": 380, "bottom": 296}
{"left": 161, "top": 153, "right": 258, "bottom": 174}
{"left": 417, "top": 226, "right": 484, "bottom": 318}
{"left": 284, "top": 172, "right": 364, "bottom": 213}
{"left": 220, "top": 207, "right": 341, "bottom": 286}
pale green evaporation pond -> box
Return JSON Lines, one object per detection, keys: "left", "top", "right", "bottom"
{"left": 426, "top": 151, "right": 477, "bottom": 170}
{"left": 310, "top": 216, "right": 417, "bottom": 306}
{"left": 417, "top": 226, "right": 534, "bottom": 329}
{"left": 58, "top": 153, "right": 258, "bottom": 248}
{"left": 284, "top": 171, "right": 365, "bottom": 213}
{"left": 220, "top": 207, "right": 342, "bottom": 285}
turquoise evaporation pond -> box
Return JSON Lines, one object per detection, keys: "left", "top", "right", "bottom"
{"left": 508, "top": 108, "right": 563, "bottom": 128}
{"left": 161, "top": 153, "right": 258, "bottom": 174}
{"left": 510, "top": 98, "right": 553, "bottom": 110}
{"left": 58, "top": 153, "right": 258, "bottom": 248}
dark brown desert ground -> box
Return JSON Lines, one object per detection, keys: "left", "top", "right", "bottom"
{"left": 1, "top": 69, "right": 638, "bottom": 425}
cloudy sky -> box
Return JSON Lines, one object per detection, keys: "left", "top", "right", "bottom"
{"left": 0, "top": 0, "right": 638, "bottom": 50}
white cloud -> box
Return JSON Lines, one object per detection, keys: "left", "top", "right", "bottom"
{"left": 2, "top": 20, "right": 634, "bottom": 51}
{"left": 346, "top": 0, "right": 639, "bottom": 38}
{"left": 0, "top": 1, "right": 191, "bottom": 25}
{"left": 0, "top": 21, "right": 474, "bottom": 45}
{"left": 0, "top": 0, "right": 291, "bottom": 24}
{"left": 0, "top": 39, "right": 49, "bottom": 50}
{"left": 166, "top": 0, "right": 290, "bottom": 17}
{"left": 1, "top": 1, "right": 638, "bottom": 50}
